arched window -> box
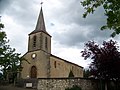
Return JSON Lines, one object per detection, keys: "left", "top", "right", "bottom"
{"left": 45, "top": 37, "right": 47, "bottom": 49}
{"left": 33, "top": 35, "right": 37, "bottom": 47}
{"left": 30, "top": 66, "right": 37, "bottom": 78}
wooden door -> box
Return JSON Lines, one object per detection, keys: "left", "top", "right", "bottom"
{"left": 30, "top": 66, "right": 37, "bottom": 78}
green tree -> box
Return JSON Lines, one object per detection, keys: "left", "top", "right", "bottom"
{"left": 83, "top": 69, "right": 91, "bottom": 78}
{"left": 0, "top": 20, "right": 22, "bottom": 81}
{"left": 81, "top": 0, "right": 120, "bottom": 37}
{"left": 68, "top": 70, "right": 74, "bottom": 77}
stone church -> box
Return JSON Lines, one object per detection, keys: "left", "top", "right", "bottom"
{"left": 21, "top": 7, "right": 83, "bottom": 79}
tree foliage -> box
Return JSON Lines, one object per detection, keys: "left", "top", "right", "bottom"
{"left": 81, "top": 40, "right": 120, "bottom": 81}
{"left": 68, "top": 70, "right": 74, "bottom": 77}
{"left": 83, "top": 69, "right": 91, "bottom": 78}
{"left": 0, "top": 21, "right": 22, "bottom": 80}
{"left": 0, "top": 23, "right": 4, "bottom": 29}
{"left": 81, "top": 0, "right": 120, "bottom": 37}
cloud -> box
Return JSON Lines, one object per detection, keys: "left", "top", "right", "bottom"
{"left": 1, "top": 0, "right": 118, "bottom": 67}
{"left": 0, "top": 0, "right": 12, "bottom": 14}
{"left": 2, "top": 0, "right": 37, "bottom": 28}
{"left": 48, "top": 1, "right": 112, "bottom": 48}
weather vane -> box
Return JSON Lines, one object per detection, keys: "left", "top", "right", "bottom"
{"left": 40, "top": 0, "right": 43, "bottom": 7}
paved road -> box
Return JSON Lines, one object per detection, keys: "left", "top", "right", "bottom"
{"left": 0, "top": 85, "right": 37, "bottom": 90}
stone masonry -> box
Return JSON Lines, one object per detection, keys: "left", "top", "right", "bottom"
{"left": 37, "top": 78, "right": 101, "bottom": 90}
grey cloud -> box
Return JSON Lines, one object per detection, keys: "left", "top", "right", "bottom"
{"left": 1, "top": 0, "right": 114, "bottom": 49}
{"left": 2, "top": 0, "right": 37, "bottom": 29}
{"left": 54, "top": 26, "right": 112, "bottom": 49}
{"left": 50, "top": 0, "right": 112, "bottom": 48}
{"left": 53, "top": 23, "right": 112, "bottom": 48}
{"left": 58, "top": 2, "right": 106, "bottom": 28}
{"left": 0, "top": 0, "right": 12, "bottom": 14}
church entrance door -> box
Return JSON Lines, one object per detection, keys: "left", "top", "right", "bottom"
{"left": 30, "top": 66, "right": 37, "bottom": 78}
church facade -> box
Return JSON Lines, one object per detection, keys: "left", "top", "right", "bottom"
{"left": 21, "top": 7, "right": 83, "bottom": 79}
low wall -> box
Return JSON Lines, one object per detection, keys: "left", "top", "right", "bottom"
{"left": 16, "top": 78, "right": 118, "bottom": 90}
{"left": 37, "top": 78, "right": 101, "bottom": 90}
{"left": 16, "top": 78, "right": 38, "bottom": 88}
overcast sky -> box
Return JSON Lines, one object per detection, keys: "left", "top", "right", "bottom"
{"left": 0, "top": 0, "right": 119, "bottom": 68}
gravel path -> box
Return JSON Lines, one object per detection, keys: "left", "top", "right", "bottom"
{"left": 0, "top": 85, "right": 37, "bottom": 90}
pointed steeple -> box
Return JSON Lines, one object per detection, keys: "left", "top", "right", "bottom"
{"left": 35, "top": 7, "right": 46, "bottom": 31}
{"left": 30, "top": 7, "right": 49, "bottom": 35}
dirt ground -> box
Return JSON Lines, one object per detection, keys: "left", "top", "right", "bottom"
{"left": 0, "top": 84, "right": 37, "bottom": 90}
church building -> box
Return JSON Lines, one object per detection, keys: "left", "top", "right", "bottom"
{"left": 21, "top": 7, "right": 83, "bottom": 79}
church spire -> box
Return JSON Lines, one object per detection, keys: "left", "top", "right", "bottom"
{"left": 30, "top": 6, "right": 48, "bottom": 34}
{"left": 35, "top": 6, "right": 46, "bottom": 32}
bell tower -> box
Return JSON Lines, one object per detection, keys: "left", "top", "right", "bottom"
{"left": 28, "top": 7, "right": 51, "bottom": 54}
{"left": 21, "top": 6, "right": 51, "bottom": 79}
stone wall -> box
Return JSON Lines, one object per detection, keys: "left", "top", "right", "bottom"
{"left": 37, "top": 78, "right": 101, "bottom": 90}
{"left": 16, "top": 78, "right": 38, "bottom": 88}
{"left": 16, "top": 78, "right": 120, "bottom": 90}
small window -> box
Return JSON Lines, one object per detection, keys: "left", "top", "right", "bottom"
{"left": 33, "top": 35, "right": 37, "bottom": 47}
{"left": 45, "top": 37, "right": 47, "bottom": 49}
{"left": 54, "top": 61, "right": 56, "bottom": 68}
